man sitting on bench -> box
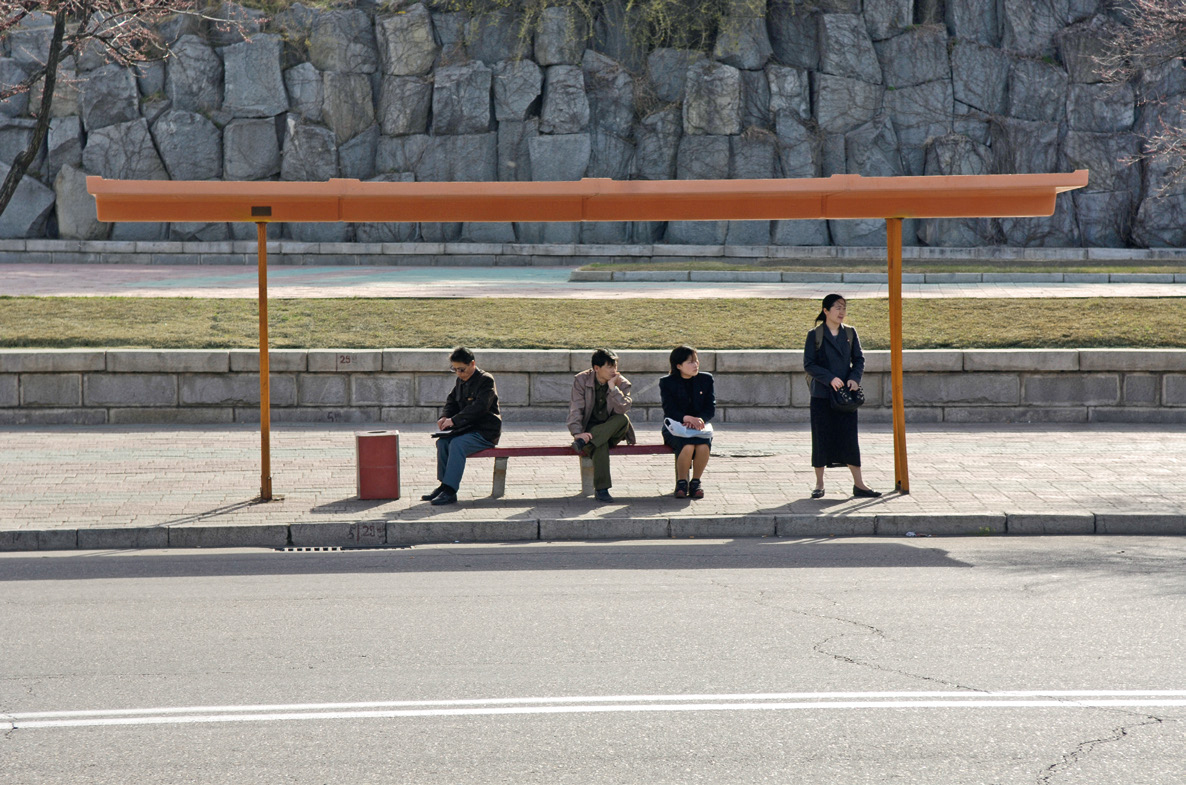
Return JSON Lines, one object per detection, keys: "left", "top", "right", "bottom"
{"left": 567, "top": 348, "right": 635, "bottom": 503}
{"left": 422, "top": 347, "right": 502, "bottom": 507}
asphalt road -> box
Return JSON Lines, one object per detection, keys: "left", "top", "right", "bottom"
{"left": 2, "top": 538, "right": 1184, "bottom": 784}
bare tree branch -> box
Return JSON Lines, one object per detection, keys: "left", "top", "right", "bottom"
{"left": 0, "top": 0, "right": 241, "bottom": 220}
{"left": 1093, "top": 0, "right": 1186, "bottom": 193}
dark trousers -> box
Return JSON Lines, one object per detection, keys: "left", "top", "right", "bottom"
{"left": 584, "top": 413, "right": 631, "bottom": 490}
{"left": 436, "top": 431, "right": 495, "bottom": 490}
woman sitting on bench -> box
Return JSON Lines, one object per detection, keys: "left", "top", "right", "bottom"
{"left": 659, "top": 345, "right": 715, "bottom": 499}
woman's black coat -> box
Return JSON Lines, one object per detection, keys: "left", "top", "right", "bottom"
{"left": 803, "top": 326, "right": 865, "bottom": 398}
{"left": 659, "top": 372, "right": 716, "bottom": 423}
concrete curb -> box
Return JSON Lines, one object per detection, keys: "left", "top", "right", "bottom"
{"left": 3, "top": 238, "right": 1183, "bottom": 267}
{"left": 4, "top": 511, "right": 1185, "bottom": 551}
{"left": 578, "top": 270, "right": 1186, "bottom": 284}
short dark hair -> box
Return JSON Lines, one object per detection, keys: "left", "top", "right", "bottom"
{"left": 591, "top": 348, "right": 618, "bottom": 368}
{"left": 449, "top": 346, "right": 475, "bottom": 365}
{"left": 669, "top": 345, "right": 698, "bottom": 375}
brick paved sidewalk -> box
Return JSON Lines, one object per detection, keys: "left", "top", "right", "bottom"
{"left": 1, "top": 422, "right": 1182, "bottom": 550}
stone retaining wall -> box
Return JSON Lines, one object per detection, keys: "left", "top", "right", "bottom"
{"left": 5, "top": 1, "right": 1185, "bottom": 249}
{"left": 4, "top": 348, "right": 1186, "bottom": 425}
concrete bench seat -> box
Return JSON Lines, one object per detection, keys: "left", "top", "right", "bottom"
{"left": 471, "top": 444, "right": 673, "bottom": 497}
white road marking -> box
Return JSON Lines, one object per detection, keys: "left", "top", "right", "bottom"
{"left": 8, "top": 691, "right": 1185, "bottom": 730}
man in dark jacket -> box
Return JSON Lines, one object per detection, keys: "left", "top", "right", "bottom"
{"left": 422, "top": 347, "right": 501, "bottom": 506}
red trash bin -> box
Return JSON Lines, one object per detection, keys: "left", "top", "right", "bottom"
{"left": 356, "top": 430, "right": 400, "bottom": 500}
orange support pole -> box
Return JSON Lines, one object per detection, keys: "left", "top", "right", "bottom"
{"left": 257, "top": 221, "right": 272, "bottom": 501}
{"left": 886, "top": 218, "right": 909, "bottom": 493}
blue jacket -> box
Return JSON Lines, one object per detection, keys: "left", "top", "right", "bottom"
{"left": 803, "top": 325, "right": 864, "bottom": 398}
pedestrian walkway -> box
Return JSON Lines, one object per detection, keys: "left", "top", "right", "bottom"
{"left": 2, "top": 422, "right": 1182, "bottom": 550}
{"left": 1, "top": 264, "right": 1183, "bottom": 299}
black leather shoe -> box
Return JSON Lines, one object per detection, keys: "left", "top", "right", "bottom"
{"left": 810, "top": 488, "right": 825, "bottom": 499}
{"left": 594, "top": 488, "right": 614, "bottom": 502}
{"left": 421, "top": 485, "right": 444, "bottom": 501}
{"left": 430, "top": 491, "right": 458, "bottom": 506}
{"left": 571, "top": 438, "right": 588, "bottom": 454}
{"left": 853, "top": 485, "right": 882, "bottom": 498}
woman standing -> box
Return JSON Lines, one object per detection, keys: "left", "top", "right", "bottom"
{"left": 659, "top": 345, "right": 715, "bottom": 499}
{"left": 803, "top": 294, "right": 881, "bottom": 499}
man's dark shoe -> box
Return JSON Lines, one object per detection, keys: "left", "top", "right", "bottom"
{"left": 594, "top": 488, "right": 614, "bottom": 502}
{"left": 421, "top": 485, "right": 445, "bottom": 501}
{"left": 853, "top": 485, "right": 882, "bottom": 498}
{"left": 430, "top": 490, "right": 458, "bottom": 506}
{"left": 571, "top": 437, "right": 588, "bottom": 454}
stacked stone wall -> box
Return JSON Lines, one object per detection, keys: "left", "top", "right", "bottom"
{"left": 4, "top": 348, "right": 1186, "bottom": 425}
{"left": 1, "top": 1, "right": 1183, "bottom": 248}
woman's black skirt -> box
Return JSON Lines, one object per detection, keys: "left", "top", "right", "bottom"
{"left": 810, "top": 396, "right": 860, "bottom": 468}
{"left": 662, "top": 426, "right": 712, "bottom": 453}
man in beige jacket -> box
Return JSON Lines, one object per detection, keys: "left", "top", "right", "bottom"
{"left": 567, "top": 348, "right": 635, "bottom": 502}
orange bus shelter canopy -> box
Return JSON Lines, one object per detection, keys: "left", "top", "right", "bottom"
{"left": 88, "top": 171, "right": 1088, "bottom": 224}
{"left": 85, "top": 171, "right": 1088, "bottom": 501}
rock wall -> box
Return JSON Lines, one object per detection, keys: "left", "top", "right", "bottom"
{"left": 1, "top": 0, "right": 1183, "bottom": 248}
{"left": 3, "top": 348, "right": 1186, "bottom": 425}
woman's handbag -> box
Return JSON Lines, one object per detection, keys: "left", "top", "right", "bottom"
{"left": 663, "top": 417, "right": 714, "bottom": 440}
{"left": 829, "top": 384, "right": 865, "bottom": 412}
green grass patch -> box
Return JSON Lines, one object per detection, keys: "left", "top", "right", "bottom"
{"left": 0, "top": 297, "right": 1182, "bottom": 350}
{"left": 581, "top": 260, "right": 1186, "bottom": 274}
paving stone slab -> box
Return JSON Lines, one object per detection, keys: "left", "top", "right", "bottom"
{"left": 290, "top": 521, "right": 387, "bottom": 547}
{"left": 1080, "top": 350, "right": 1186, "bottom": 372}
{"left": 0, "top": 408, "right": 108, "bottom": 425}
{"left": 77, "top": 527, "right": 170, "bottom": 549}
{"left": 0, "top": 531, "right": 41, "bottom": 551}
{"left": 876, "top": 513, "right": 1006, "bottom": 536}
{"left": 36, "top": 530, "right": 79, "bottom": 551}
{"left": 540, "top": 518, "right": 670, "bottom": 540}
{"left": 0, "top": 350, "right": 106, "bottom": 373}
{"left": 166, "top": 524, "right": 288, "bottom": 548}
{"left": 387, "top": 519, "right": 539, "bottom": 544}
{"left": 782, "top": 272, "right": 843, "bottom": 282}
{"left": 776, "top": 515, "right": 878, "bottom": 537}
{"left": 1006, "top": 513, "right": 1095, "bottom": 535}
{"left": 107, "top": 350, "right": 229, "bottom": 373}
{"left": 670, "top": 515, "right": 777, "bottom": 538}
{"left": 228, "top": 350, "right": 308, "bottom": 373}
{"left": 1094, "top": 513, "right": 1186, "bottom": 535}
{"left": 963, "top": 350, "right": 1079, "bottom": 372}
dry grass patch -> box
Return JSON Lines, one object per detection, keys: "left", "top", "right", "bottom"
{"left": 0, "top": 296, "right": 1181, "bottom": 349}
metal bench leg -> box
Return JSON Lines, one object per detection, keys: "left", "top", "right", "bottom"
{"left": 580, "top": 456, "right": 594, "bottom": 496}
{"left": 492, "top": 457, "right": 508, "bottom": 498}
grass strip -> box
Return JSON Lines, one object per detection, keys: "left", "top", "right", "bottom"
{"left": 0, "top": 296, "right": 1180, "bottom": 350}
{"left": 581, "top": 260, "right": 1186, "bottom": 274}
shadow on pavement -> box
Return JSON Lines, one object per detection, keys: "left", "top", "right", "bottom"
{"left": 0, "top": 540, "right": 973, "bottom": 582}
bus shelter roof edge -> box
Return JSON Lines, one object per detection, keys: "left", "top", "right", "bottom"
{"left": 88, "top": 171, "right": 1089, "bottom": 224}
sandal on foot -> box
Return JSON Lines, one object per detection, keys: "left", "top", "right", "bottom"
{"left": 674, "top": 479, "right": 688, "bottom": 498}
{"left": 689, "top": 478, "right": 704, "bottom": 499}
